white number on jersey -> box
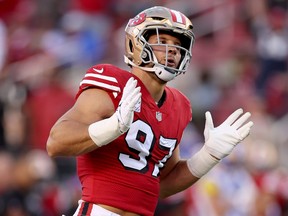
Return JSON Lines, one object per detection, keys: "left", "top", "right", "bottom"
{"left": 119, "top": 120, "right": 177, "bottom": 177}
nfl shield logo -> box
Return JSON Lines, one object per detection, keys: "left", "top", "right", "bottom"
{"left": 156, "top": 111, "right": 162, "bottom": 122}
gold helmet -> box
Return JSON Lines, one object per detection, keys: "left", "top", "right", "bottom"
{"left": 124, "top": 6, "right": 195, "bottom": 82}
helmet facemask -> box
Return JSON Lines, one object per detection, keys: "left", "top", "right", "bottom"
{"left": 138, "top": 27, "right": 193, "bottom": 81}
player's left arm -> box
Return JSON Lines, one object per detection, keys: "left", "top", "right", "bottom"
{"left": 159, "top": 108, "right": 253, "bottom": 198}
{"left": 159, "top": 146, "right": 199, "bottom": 198}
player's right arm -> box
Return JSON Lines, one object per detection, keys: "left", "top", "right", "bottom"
{"left": 46, "top": 77, "right": 141, "bottom": 157}
{"left": 46, "top": 88, "right": 114, "bottom": 157}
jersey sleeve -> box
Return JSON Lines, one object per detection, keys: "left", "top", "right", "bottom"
{"left": 175, "top": 88, "right": 192, "bottom": 123}
{"left": 75, "top": 64, "right": 126, "bottom": 108}
{"left": 169, "top": 87, "right": 192, "bottom": 137}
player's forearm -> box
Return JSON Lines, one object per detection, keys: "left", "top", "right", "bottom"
{"left": 159, "top": 160, "right": 199, "bottom": 199}
{"left": 46, "top": 119, "right": 98, "bottom": 157}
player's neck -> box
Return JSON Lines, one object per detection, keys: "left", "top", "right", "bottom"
{"left": 131, "top": 67, "right": 166, "bottom": 103}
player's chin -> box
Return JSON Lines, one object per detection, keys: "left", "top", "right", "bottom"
{"left": 160, "top": 61, "right": 177, "bottom": 68}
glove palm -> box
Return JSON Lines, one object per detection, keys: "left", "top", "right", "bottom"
{"left": 204, "top": 108, "right": 253, "bottom": 160}
{"left": 116, "top": 77, "right": 141, "bottom": 133}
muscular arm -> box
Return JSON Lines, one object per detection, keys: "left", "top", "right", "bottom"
{"left": 46, "top": 88, "right": 115, "bottom": 157}
{"left": 159, "top": 147, "right": 199, "bottom": 198}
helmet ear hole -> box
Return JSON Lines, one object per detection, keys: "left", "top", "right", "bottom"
{"left": 141, "top": 45, "right": 154, "bottom": 63}
{"left": 141, "top": 51, "right": 148, "bottom": 60}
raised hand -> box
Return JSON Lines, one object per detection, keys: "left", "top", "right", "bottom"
{"left": 204, "top": 108, "right": 254, "bottom": 160}
{"left": 187, "top": 108, "right": 254, "bottom": 178}
{"left": 116, "top": 77, "right": 142, "bottom": 133}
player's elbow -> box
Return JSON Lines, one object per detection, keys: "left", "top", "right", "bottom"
{"left": 46, "top": 134, "right": 61, "bottom": 158}
{"left": 46, "top": 138, "right": 56, "bottom": 158}
{"left": 159, "top": 184, "right": 174, "bottom": 199}
{"left": 159, "top": 189, "right": 173, "bottom": 199}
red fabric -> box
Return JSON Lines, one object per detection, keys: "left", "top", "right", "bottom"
{"left": 71, "top": 0, "right": 113, "bottom": 13}
{"left": 76, "top": 64, "right": 192, "bottom": 215}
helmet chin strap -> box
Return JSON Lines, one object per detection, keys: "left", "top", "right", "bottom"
{"left": 124, "top": 56, "right": 177, "bottom": 82}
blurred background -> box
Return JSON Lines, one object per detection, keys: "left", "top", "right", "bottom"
{"left": 0, "top": 0, "right": 287, "bottom": 215}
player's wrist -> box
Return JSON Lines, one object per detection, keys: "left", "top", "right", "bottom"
{"left": 187, "top": 146, "right": 220, "bottom": 178}
{"left": 88, "top": 112, "right": 123, "bottom": 147}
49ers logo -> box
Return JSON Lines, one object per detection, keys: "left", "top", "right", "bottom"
{"left": 128, "top": 12, "right": 146, "bottom": 27}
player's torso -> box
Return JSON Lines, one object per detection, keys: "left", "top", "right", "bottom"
{"left": 119, "top": 84, "right": 184, "bottom": 179}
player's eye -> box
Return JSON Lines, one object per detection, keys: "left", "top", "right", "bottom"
{"left": 158, "top": 39, "right": 166, "bottom": 44}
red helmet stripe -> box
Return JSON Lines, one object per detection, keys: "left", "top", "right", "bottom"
{"left": 170, "top": 9, "right": 186, "bottom": 24}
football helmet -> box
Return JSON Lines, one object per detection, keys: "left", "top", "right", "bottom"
{"left": 124, "top": 6, "right": 195, "bottom": 82}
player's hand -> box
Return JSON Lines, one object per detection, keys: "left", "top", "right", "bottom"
{"left": 116, "top": 77, "right": 141, "bottom": 133}
{"left": 204, "top": 108, "right": 253, "bottom": 160}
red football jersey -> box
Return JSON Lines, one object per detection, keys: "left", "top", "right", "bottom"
{"left": 76, "top": 64, "right": 192, "bottom": 215}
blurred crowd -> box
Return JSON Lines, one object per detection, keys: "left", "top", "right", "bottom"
{"left": 0, "top": 0, "right": 287, "bottom": 215}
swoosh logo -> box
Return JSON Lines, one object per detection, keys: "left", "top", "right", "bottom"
{"left": 93, "top": 68, "right": 104, "bottom": 73}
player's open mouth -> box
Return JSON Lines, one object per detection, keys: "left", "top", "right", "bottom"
{"left": 166, "top": 58, "right": 176, "bottom": 67}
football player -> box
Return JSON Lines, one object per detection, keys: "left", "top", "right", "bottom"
{"left": 46, "top": 6, "right": 253, "bottom": 216}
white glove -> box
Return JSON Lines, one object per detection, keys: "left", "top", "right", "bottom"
{"left": 88, "top": 77, "right": 141, "bottom": 147}
{"left": 187, "top": 108, "right": 253, "bottom": 178}
{"left": 204, "top": 108, "right": 253, "bottom": 159}
{"left": 116, "top": 77, "right": 141, "bottom": 133}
